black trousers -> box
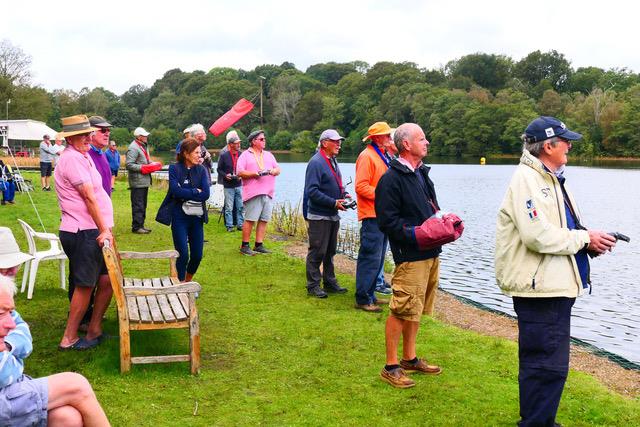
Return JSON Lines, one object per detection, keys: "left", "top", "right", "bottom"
{"left": 513, "top": 296, "right": 575, "bottom": 427}
{"left": 306, "top": 219, "right": 340, "bottom": 290}
{"left": 130, "top": 187, "right": 149, "bottom": 231}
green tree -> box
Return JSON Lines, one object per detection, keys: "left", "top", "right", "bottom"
{"left": 290, "top": 130, "right": 316, "bottom": 153}
{"left": 0, "top": 39, "right": 32, "bottom": 85}
{"left": 538, "top": 89, "right": 563, "bottom": 117}
{"left": 446, "top": 53, "right": 513, "bottom": 93}
{"left": 514, "top": 50, "right": 572, "bottom": 93}
{"left": 305, "top": 62, "right": 358, "bottom": 86}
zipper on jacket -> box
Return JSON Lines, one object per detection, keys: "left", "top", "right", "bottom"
{"left": 531, "top": 256, "right": 545, "bottom": 289}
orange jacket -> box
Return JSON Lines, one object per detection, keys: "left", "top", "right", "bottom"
{"left": 355, "top": 144, "right": 389, "bottom": 220}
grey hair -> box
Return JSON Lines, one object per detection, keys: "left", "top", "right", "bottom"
{"left": 0, "top": 275, "right": 17, "bottom": 296}
{"left": 394, "top": 124, "right": 415, "bottom": 154}
{"left": 522, "top": 134, "right": 560, "bottom": 158}
{"left": 189, "top": 124, "right": 205, "bottom": 136}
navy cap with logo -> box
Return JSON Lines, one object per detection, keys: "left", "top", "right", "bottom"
{"left": 525, "top": 116, "right": 582, "bottom": 143}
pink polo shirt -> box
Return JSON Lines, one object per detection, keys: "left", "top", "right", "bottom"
{"left": 236, "top": 148, "right": 279, "bottom": 202}
{"left": 54, "top": 144, "right": 114, "bottom": 232}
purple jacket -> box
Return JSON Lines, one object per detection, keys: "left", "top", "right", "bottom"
{"left": 88, "top": 146, "right": 112, "bottom": 196}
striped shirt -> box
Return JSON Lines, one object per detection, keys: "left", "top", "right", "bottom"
{"left": 0, "top": 311, "right": 32, "bottom": 389}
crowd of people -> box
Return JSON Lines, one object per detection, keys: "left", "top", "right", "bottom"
{"left": 0, "top": 111, "right": 621, "bottom": 426}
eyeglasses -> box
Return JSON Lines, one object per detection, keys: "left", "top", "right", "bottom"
{"left": 255, "top": 137, "right": 266, "bottom": 141}
{"left": 99, "top": 128, "right": 111, "bottom": 134}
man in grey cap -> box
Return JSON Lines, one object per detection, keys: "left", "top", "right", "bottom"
{"left": 217, "top": 130, "right": 244, "bottom": 232}
{"left": 126, "top": 127, "right": 162, "bottom": 234}
{"left": 302, "top": 129, "right": 350, "bottom": 298}
{"left": 88, "top": 116, "right": 113, "bottom": 196}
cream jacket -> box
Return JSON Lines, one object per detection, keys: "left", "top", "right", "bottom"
{"left": 495, "top": 150, "right": 590, "bottom": 298}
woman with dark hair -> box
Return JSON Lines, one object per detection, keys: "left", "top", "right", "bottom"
{"left": 168, "top": 137, "right": 210, "bottom": 282}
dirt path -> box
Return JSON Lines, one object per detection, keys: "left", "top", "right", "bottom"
{"left": 285, "top": 243, "right": 640, "bottom": 398}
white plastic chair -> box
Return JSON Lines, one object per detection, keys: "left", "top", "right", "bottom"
{"left": 18, "top": 219, "right": 67, "bottom": 299}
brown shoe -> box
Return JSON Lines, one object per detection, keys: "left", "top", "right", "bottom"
{"left": 354, "top": 303, "right": 382, "bottom": 313}
{"left": 380, "top": 367, "right": 415, "bottom": 388}
{"left": 374, "top": 298, "right": 390, "bottom": 305}
{"left": 400, "top": 358, "right": 442, "bottom": 375}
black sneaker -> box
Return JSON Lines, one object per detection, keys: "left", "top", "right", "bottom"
{"left": 132, "top": 228, "right": 150, "bottom": 234}
{"left": 307, "top": 286, "right": 328, "bottom": 298}
{"left": 253, "top": 245, "right": 272, "bottom": 254}
{"left": 323, "top": 283, "right": 347, "bottom": 294}
{"left": 226, "top": 227, "right": 235, "bottom": 232}
{"left": 240, "top": 246, "right": 256, "bottom": 256}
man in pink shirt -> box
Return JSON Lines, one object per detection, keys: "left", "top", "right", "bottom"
{"left": 236, "top": 130, "right": 280, "bottom": 256}
{"left": 54, "top": 115, "right": 114, "bottom": 351}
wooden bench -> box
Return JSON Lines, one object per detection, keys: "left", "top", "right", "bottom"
{"left": 102, "top": 240, "right": 201, "bottom": 374}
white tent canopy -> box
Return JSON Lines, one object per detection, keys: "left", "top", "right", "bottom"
{"left": 0, "top": 119, "right": 60, "bottom": 141}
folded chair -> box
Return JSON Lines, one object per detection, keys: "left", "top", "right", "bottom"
{"left": 18, "top": 219, "right": 67, "bottom": 299}
{"left": 102, "top": 240, "right": 201, "bottom": 374}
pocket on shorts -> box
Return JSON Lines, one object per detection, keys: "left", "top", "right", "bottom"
{"left": 0, "top": 385, "right": 40, "bottom": 425}
{"left": 389, "top": 289, "right": 418, "bottom": 317}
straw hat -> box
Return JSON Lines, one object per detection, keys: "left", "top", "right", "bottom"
{"left": 59, "top": 115, "right": 98, "bottom": 138}
{"left": 0, "top": 227, "right": 33, "bottom": 269}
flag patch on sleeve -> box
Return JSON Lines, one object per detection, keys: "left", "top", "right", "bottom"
{"left": 526, "top": 199, "right": 538, "bottom": 221}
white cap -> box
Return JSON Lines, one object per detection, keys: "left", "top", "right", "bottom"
{"left": 0, "top": 227, "right": 33, "bottom": 269}
{"left": 134, "top": 127, "right": 150, "bottom": 137}
{"left": 226, "top": 130, "right": 241, "bottom": 144}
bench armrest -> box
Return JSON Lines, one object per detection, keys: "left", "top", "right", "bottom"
{"left": 119, "top": 250, "right": 179, "bottom": 260}
{"left": 123, "top": 282, "right": 201, "bottom": 296}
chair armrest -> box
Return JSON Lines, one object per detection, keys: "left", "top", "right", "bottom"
{"left": 119, "top": 250, "right": 180, "bottom": 260}
{"left": 123, "top": 282, "right": 201, "bottom": 296}
{"left": 33, "top": 231, "right": 60, "bottom": 241}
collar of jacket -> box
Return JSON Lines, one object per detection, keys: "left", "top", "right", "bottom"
{"left": 389, "top": 158, "right": 431, "bottom": 175}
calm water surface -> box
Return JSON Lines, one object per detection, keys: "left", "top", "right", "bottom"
{"left": 264, "top": 156, "right": 640, "bottom": 365}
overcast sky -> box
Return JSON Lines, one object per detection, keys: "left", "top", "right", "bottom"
{"left": 4, "top": 0, "right": 639, "bottom": 95}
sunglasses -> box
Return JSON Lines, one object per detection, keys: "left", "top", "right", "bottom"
{"left": 98, "top": 128, "right": 111, "bottom": 134}
{"left": 255, "top": 137, "right": 266, "bottom": 141}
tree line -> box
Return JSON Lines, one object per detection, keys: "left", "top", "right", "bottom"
{"left": 2, "top": 38, "right": 640, "bottom": 157}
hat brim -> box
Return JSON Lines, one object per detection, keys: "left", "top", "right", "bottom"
{"left": 362, "top": 132, "right": 390, "bottom": 142}
{"left": 135, "top": 132, "right": 150, "bottom": 137}
{"left": 0, "top": 252, "right": 33, "bottom": 269}
{"left": 59, "top": 127, "right": 99, "bottom": 138}
{"left": 559, "top": 129, "right": 582, "bottom": 141}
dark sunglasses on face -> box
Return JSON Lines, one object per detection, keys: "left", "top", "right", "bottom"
{"left": 255, "top": 137, "right": 266, "bottom": 141}
{"left": 99, "top": 128, "right": 111, "bottom": 134}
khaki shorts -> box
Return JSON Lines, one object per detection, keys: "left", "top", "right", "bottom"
{"left": 389, "top": 257, "right": 440, "bottom": 321}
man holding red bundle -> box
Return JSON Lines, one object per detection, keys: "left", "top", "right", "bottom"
{"left": 375, "top": 123, "right": 464, "bottom": 388}
{"left": 126, "top": 127, "right": 162, "bottom": 234}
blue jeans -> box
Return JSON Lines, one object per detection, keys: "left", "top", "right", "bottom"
{"left": 375, "top": 242, "right": 388, "bottom": 287}
{"left": 355, "top": 218, "right": 388, "bottom": 305}
{"left": 513, "top": 297, "right": 575, "bottom": 427}
{"left": 171, "top": 211, "right": 204, "bottom": 281}
{"left": 223, "top": 187, "right": 244, "bottom": 228}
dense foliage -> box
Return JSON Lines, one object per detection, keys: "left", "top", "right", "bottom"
{"left": 2, "top": 39, "right": 640, "bottom": 156}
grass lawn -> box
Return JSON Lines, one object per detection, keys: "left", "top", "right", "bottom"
{"left": 1, "top": 172, "right": 639, "bottom": 426}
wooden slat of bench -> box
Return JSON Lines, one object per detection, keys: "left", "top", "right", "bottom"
{"left": 133, "top": 278, "right": 152, "bottom": 323}
{"left": 152, "top": 278, "right": 176, "bottom": 322}
{"left": 169, "top": 277, "right": 191, "bottom": 315}
{"left": 142, "top": 278, "right": 164, "bottom": 323}
{"left": 123, "top": 278, "right": 140, "bottom": 322}
{"left": 161, "top": 277, "right": 187, "bottom": 320}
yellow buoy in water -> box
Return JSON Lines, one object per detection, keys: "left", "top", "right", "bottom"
{"left": 480, "top": 157, "right": 486, "bottom": 165}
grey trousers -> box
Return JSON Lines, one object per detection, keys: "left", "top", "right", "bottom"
{"left": 306, "top": 219, "right": 340, "bottom": 290}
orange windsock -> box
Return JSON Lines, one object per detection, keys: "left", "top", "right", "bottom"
{"left": 208, "top": 98, "right": 255, "bottom": 136}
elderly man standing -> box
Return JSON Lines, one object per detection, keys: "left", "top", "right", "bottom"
{"left": 376, "top": 123, "right": 464, "bottom": 388}
{"left": 1, "top": 231, "right": 110, "bottom": 426}
{"left": 354, "top": 121, "right": 393, "bottom": 312}
{"left": 39, "top": 134, "right": 58, "bottom": 191}
{"left": 54, "top": 115, "right": 115, "bottom": 350}
{"left": 187, "top": 123, "right": 213, "bottom": 180}
{"left": 236, "top": 130, "right": 280, "bottom": 256}
{"left": 495, "top": 116, "right": 616, "bottom": 426}
{"left": 217, "top": 130, "right": 244, "bottom": 232}
{"left": 88, "top": 116, "right": 113, "bottom": 196}
{"left": 126, "top": 127, "right": 162, "bottom": 234}
{"left": 302, "top": 129, "right": 350, "bottom": 298}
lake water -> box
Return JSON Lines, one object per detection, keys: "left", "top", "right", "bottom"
{"left": 163, "top": 152, "right": 640, "bottom": 366}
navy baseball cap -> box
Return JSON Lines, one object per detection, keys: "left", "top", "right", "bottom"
{"left": 525, "top": 116, "right": 582, "bottom": 143}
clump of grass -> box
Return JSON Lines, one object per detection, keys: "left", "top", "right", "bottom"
{"left": 270, "top": 200, "right": 307, "bottom": 238}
